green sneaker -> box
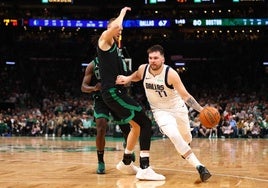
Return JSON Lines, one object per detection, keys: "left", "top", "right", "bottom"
{"left": 131, "top": 152, "right": 136, "bottom": 162}
{"left": 97, "top": 162, "right": 105, "bottom": 174}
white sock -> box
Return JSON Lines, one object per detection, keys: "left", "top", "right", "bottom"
{"left": 124, "top": 149, "right": 133, "bottom": 154}
{"left": 140, "top": 152, "right": 149, "bottom": 158}
{"left": 185, "top": 153, "right": 203, "bottom": 168}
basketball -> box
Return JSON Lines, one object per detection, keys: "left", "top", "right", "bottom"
{"left": 199, "top": 106, "right": 221, "bottom": 128}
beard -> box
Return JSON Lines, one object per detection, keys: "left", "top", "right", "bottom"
{"left": 150, "top": 63, "right": 162, "bottom": 71}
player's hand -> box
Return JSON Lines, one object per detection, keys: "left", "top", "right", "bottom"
{"left": 116, "top": 75, "right": 128, "bottom": 85}
{"left": 120, "top": 7, "right": 131, "bottom": 15}
{"left": 94, "top": 83, "right": 102, "bottom": 91}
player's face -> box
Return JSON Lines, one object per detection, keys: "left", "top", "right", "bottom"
{"left": 107, "top": 22, "right": 122, "bottom": 42}
{"left": 148, "top": 51, "right": 164, "bottom": 71}
{"left": 114, "top": 30, "right": 122, "bottom": 42}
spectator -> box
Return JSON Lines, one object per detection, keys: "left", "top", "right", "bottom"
{"left": 259, "top": 115, "right": 268, "bottom": 138}
{"left": 221, "top": 121, "right": 233, "bottom": 138}
{"left": 250, "top": 121, "right": 261, "bottom": 138}
{"left": 228, "top": 115, "right": 238, "bottom": 138}
{"left": 45, "top": 113, "right": 57, "bottom": 137}
{"left": 190, "top": 117, "right": 200, "bottom": 138}
{"left": 61, "top": 114, "right": 73, "bottom": 137}
{"left": 199, "top": 124, "right": 210, "bottom": 138}
{"left": 81, "top": 112, "right": 96, "bottom": 137}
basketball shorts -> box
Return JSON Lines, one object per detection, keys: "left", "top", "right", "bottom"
{"left": 101, "top": 87, "right": 142, "bottom": 124}
{"left": 93, "top": 93, "right": 111, "bottom": 120}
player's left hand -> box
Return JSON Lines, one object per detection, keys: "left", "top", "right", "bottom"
{"left": 116, "top": 75, "right": 127, "bottom": 85}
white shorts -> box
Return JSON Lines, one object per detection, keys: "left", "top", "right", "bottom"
{"left": 153, "top": 108, "right": 192, "bottom": 144}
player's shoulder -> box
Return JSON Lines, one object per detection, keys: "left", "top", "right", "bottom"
{"left": 86, "top": 61, "right": 95, "bottom": 71}
{"left": 139, "top": 64, "right": 147, "bottom": 68}
{"left": 166, "top": 65, "right": 177, "bottom": 74}
{"left": 138, "top": 64, "right": 148, "bottom": 71}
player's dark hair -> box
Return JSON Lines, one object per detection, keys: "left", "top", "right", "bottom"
{"left": 147, "top": 44, "right": 164, "bottom": 56}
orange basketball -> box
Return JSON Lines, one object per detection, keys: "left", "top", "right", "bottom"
{"left": 199, "top": 106, "right": 221, "bottom": 128}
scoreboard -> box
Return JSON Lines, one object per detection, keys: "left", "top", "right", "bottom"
{"left": 2, "top": 18, "right": 267, "bottom": 28}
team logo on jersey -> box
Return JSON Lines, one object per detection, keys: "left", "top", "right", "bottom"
{"left": 145, "top": 83, "right": 164, "bottom": 91}
{"left": 94, "top": 65, "right": 101, "bottom": 80}
{"left": 145, "top": 82, "right": 167, "bottom": 97}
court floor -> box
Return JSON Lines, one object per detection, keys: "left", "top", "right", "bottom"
{"left": 0, "top": 136, "right": 267, "bottom": 188}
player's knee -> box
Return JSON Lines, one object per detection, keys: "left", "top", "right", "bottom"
{"left": 96, "top": 119, "right": 107, "bottom": 131}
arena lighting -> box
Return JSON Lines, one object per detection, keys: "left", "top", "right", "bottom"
{"left": 194, "top": 0, "right": 215, "bottom": 3}
{"left": 175, "top": 62, "right": 185, "bottom": 66}
{"left": 81, "top": 63, "right": 88, "bottom": 67}
{"left": 6, "top": 61, "right": 16, "bottom": 65}
{"left": 42, "top": 0, "right": 73, "bottom": 3}
{"left": 145, "top": 0, "right": 166, "bottom": 4}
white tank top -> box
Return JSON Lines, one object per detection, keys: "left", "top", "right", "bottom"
{"left": 143, "top": 64, "right": 185, "bottom": 111}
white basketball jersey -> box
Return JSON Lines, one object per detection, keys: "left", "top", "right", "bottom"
{"left": 143, "top": 64, "right": 185, "bottom": 111}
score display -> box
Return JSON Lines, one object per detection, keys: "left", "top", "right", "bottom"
{"left": 192, "top": 18, "right": 268, "bottom": 26}
{"left": 29, "top": 19, "right": 171, "bottom": 28}
{"left": 26, "top": 18, "right": 268, "bottom": 28}
{"left": 3, "top": 19, "right": 18, "bottom": 26}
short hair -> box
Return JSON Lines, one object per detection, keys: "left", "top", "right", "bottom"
{"left": 147, "top": 44, "right": 164, "bottom": 56}
{"left": 108, "top": 18, "right": 116, "bottom": 27}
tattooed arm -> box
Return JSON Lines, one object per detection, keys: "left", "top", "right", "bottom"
{"left": 168, "top": 68, "right": 203, "bottom": 112}
{"left": 185, "top": 96, "right": 203, "bottom": 112}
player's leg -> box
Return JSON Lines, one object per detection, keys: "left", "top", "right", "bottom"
{"left": 118, "top": 124, "right": 130, "bottom": 147}
{"left": 114, "top": 110, "right": 164, "bottom": 179}
{"left": 95, "top": 117, "right": 108, "bottom": 174}
{"left": 118, "top": 124, "right": 136, "bottom": 162}
{"left": 93, "top": 96, "right": 110, "bottom": 174}
{"left": 103, "top": 88, "right": 164, "bottom": 180}
{"left": 176, "top": 113, "right": 212, "bottom": 182}
{"left": 155, "top": 111, "right": 211, "bottom": 182}
{"left": 132, "top": 111, "right": 165, "bottom": 181}
{"left": 116, "top": 120, "right": 140, "bottom": 175}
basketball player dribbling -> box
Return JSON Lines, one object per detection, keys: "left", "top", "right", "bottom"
{"left": 116, "top": 44, "right": 211, "bottom": 182}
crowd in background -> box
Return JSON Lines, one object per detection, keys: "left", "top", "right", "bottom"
{"left": 0, "top": 1, "right": 267, "bottom": 139}
{"left": 0, "top": 81, "right": 267, "bottom": 139}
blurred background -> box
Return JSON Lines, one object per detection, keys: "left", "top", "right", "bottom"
{"left": 0, "top": 1, "right": 267, "bottom": 138}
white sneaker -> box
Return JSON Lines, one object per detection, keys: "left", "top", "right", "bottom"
{"left": 136, "top": 167, "right": 165, "bottom": 181}
{"left": 116, "top": 161, "right": 139, "bottom": 175}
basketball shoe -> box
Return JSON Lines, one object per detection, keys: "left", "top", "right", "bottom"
{"left": 97, "top": 162, "right": 105, "bottom": 174}
{"left": 136, "top": 167, "right": 166, "bottom": 181}
{"left": 196, "top": 165, "right": 211, "bottom": 182}
{"left": 116, "top": 161, "right": 139, "bottom": 175}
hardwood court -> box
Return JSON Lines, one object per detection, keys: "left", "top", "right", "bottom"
{"left": 0, "top": 136, "right": 267, "bottom": 188}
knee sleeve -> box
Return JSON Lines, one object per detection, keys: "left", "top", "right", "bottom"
{"left": 132, "top": 110, "right": 152, "bottom": 150}
{"left": 160, "top": 124, "right": 191, "bottom": 155}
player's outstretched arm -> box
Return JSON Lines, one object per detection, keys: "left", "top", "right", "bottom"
{"left": 99, "top": 7, "right": 131, "bottom": 47}
{"left": 116, "top": 64, "right": 145, "bottom": 85}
